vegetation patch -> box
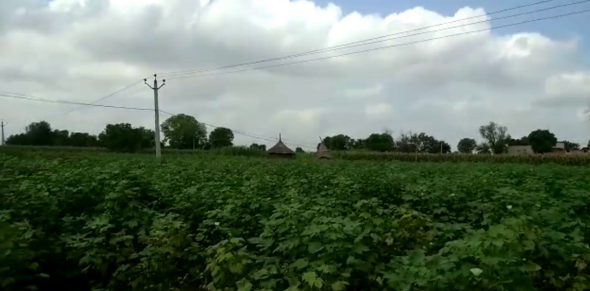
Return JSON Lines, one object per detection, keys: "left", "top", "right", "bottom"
{"left": 2, "top": 153, "right": 590, "bottom": 290}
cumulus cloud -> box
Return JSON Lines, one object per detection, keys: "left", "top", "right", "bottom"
{"left": 0, "top": 0, "right": 589, "bottom": 150}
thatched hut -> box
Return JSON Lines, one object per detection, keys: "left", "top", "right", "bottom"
{"left": 267, "top": 134, "right": 295, "bottom": 159}
{"left": 316, "top": 141, "right": 332, "bottom": 159}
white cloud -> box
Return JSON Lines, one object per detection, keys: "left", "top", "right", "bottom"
{"left": 365, "top": 103, "right": 392, "bottom": 117}
{"left": 0, "top": 0, "right": 589, "bottom": 151}
{"left": 343, "top": 84, "right": 384, "bottom": 98}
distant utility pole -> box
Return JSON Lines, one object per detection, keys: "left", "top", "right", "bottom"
{"left": 1, "top": 120, "right": 5, "bottom": 146}
{"left": 144, "top": 74, "right": 165, "bottom": 159}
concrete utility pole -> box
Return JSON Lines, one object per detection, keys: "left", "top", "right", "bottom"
{"left": 1, "top": 120, "right": 5, "bottom": 146}
{"left": 144, "top": 74, "right": 165, "bottom": 159}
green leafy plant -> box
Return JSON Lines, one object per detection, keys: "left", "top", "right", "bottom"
{"left": 2, "top": 153, "right": 590, "bottom": 290}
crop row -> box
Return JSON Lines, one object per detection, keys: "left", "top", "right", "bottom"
{"left": 332, "top": 151, "right": 590, "bottom": 165}
{"left": 2, "top": 154, "right": 590, "bottom": 290}
{"left": 2, "top": 145, "right": 590, "bottom": 165}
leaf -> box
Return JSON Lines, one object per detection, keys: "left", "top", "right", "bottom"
{"left": 314, "top": 277, "right": 324, "bottom": 288}
{"left": 302, "top": 271, "right": 317, "bottom": 287}
{"left": 236, "top": 278, "right": 252, "bottom": 291}
{"left": 290, "top": 258, "right": 308, "bottom": 270}
{"left": 352, "top": 244, "right": 369, "bottom": 254}
{"left": 526, "top": 263, "right": 542, "bottom": 272}
{"left": 331, "top": 281, "right": 348, "bottom": 291}
{"left": 470, "top": 268, "right": 483, "bottom": 276}
{"left": 346, "top": 256, "right": 356, "bottom": 265}
{"left": 308, "top": 242, "right": 324, "bottom": 254}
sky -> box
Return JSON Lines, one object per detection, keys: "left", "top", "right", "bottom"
{"left": 1, "top": 0, "right": 589, "bottom": 151}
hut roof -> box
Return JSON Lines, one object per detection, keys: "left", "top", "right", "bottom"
{"left": 267, "top": 135, "right": 295, "bottom": 155}
{"left": 316, "top": 141, "right": 332, "bottom": 159}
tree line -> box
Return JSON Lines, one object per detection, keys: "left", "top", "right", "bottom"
{"left": 5, "top": 115, "right": 588, "bottom": 154}
{"left": 321, "top": 122, "right": 588, "bottom": 154}
{"left": 5, "top": 114, "right": 239, "bottom": 153}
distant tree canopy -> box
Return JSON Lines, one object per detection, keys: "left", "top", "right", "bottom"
{"left": 395, "top": 132, "right": 451, "bottom": 154}
{"left": 98, "top": 123, "right": 154, "bottom": 153}
{"left": 323, "top": 134, "right": 352, "bottom": 150}
{"left": 479, "top": 121, "right": 511, "bottom": 154}
{"left": 365, "top": 133, "right": 394, "bottom": 152}
{"left": 5, "top": 113, "right": 213, "bottom": 153}
{"left": 209, "top": 127, "right": 234, "bottom": 149}
{"left": 563, "top": 140, "right": 580, "bottom": 151}
{"left": 457, "top": 138, "right": 477, "bottom": 154}
{"left": 161, "top": 114, "right": 207, "bottom": 149}
{"left": 527, "top": 129, "right": 557, "bottom": 154}
{"left": 508, "top": 136, "right": 529, "bottom": 146}
{"left": 7, "top": 121, "right": 99, "bottom": 148}
{"left": 5, "top": 118, "right": 585, "bottom": 155}
{"left": 249, "top": 143, "right": 267, "bottom": 151}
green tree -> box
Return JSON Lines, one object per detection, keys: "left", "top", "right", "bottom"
{"left": 563, "top": 140, "right": 580, "bottom": 151}
{"left": 350, "top": 138, "right": 366, "bottom": 149}
{"left": 475, "top": 143, "right": 491, "bottom": 154}
{"left": 457, "top": 138, "right": 477, "bottom": 153}
{"left": 295, "top": 147, "right": 305, "bottom": 153}
{"left": 6, "top": 121, "right": 53, "bottom": 146}
{"left": 52, "top": 130, "right": 70, "bottom": 146}
{"left": 69, "top": 132, "right": 98, "bottom": 147}
{"left": 161, "top": 114, "right": 207, "bottom": 149}
{"left": 396, "top": 132, "right": 451, "bottom": 154}
{"left": 322, "top": 134, "right": 351, "bottom": 150}
{"left": 330, "top": 134, "right": 351, "bottom": 150}
{"left": 365, "top": 133, "right": 394, "bottom": 152}
{"left": 479, "top": 122, "right": 511, "bottom": 154}
{"left": 508, "top": 136, "right": 529, "bottom": 146}
{"left": 98, "top": 123, "right": 154, "bottom": 152}
{"left": 5, "top": 133, "right": 29, "bottom": 145}
{"left": 249, "top": 143, "right": 266, "bottom": 151}
{"left": 209, "top": 127, "right": 234, "bottom": 148}
{"left": 27, "top": 121, "right": 54, "bottom": 146}
{"left": 527, "top": 129, "right": 557, "bottom": 154}
{"left": 395, "top": 133, "right": 415, "bottom": 153}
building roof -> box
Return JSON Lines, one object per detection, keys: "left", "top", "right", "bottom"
{"left": 316, "top": 141, "right": 332, "bottom": 159}
{"left": 267, "top": 134, "right": 295, "bottom": 155}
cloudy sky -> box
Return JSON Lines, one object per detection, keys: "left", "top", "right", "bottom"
{"left": 1, "top": 0, "right": 589, "bottom": 150}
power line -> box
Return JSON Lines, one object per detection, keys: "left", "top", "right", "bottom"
{"left": 0, "top": 91, "right": 154, "bottom": 112}
{"left": 160, "top": 0, "right": 567, "bottom": 78}
{"left": 166, "top": 8, "right": 590, "bottom": 80}
{"left": 49, "top": 80, "right": 143, "bottom": 118}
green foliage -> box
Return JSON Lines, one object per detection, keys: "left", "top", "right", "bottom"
{"left": 249, "top": 143, "right": 267, "bottom": 151}
{"left": 161, "top": 113, "right": 208, "bottom": 149}
{"left": 98, "top": 123, "right": 155, "bottom": 153}
{"left": 7, "top": 121, "right": 52, "bottom": 146}
{"left": 528, "top": 129, "right": 558, "bottom": 154}
{"left": 323, "top": 134, "right": 352, "bottom": 150}
{"left": 365, "top": 133, "right": 394, "bottom": 152}
{"left": 209, "top": 127, "right": 234, "bottom": 149}
{"left": 563, "top": 141, "right": 580, "bottom": 151}
{"left": 2, "top": 153, "right": 590, "bottom": 290}
{"left": 479, "top": 121, "right": 511, "bottom": 154}
{"left": 397, "top": 132, "right": 451, "bottom": 154}
{"left": 457, "top": 138, "right": 477, "bottom": 153}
